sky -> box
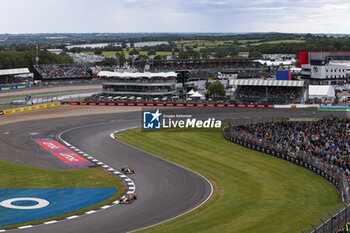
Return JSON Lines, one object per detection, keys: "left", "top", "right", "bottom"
{"left": 1, "top": 0, "right": 350, "bottom": 34}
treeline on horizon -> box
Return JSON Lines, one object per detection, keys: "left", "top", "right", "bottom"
{"left": 0, "top": 51, "right": 73, "bottom": 70}
{"left": 248, "top": 38, "right": 350, "bottom": 54}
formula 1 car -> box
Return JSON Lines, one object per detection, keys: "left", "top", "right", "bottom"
{"left": 121, "top": 165, "right": 135, "bottom": 174}
{"left": 119, "top": 193, "right": 137, "bottom": 204}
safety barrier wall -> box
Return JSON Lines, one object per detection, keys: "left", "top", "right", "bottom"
{"left": 65, "top": 102, "right": 275, "bottom": 108}
{"left": 0, "top": 84, "right": 33, "bottom": 92}
{"left": 0, "top": 102, "right": 61, "bottom": 115}
{"left": 222, "top": 126, "right": 350, "bottom": 233}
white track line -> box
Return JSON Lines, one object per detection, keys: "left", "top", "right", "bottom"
{"left": 110, "top": 128, "right": 214, "bottom": 233}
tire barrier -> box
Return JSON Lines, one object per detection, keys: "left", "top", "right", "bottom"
{"left": 223, "top": 126, "right": 349, "bottom": 233}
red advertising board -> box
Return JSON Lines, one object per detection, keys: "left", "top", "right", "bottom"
{"left": 146, "top": 103, "right": 155, "bottom": 106}
{"left": 247, "top": 104, "right": 255, "bottom": 108}
{"left": 238, "top": 104, "right": 246, "bottom": 108}
{"left": 156, "top": 103, "right": 164, "bottom": 106}
{"left": 70, "top": 102, "right": 78, "bottom": 105}
{"left": 89, "top": 102, "right": 97, "bottom": 106}
{"left": 166, "top": 103, "right": 174, "bottom": 107}
{"left": 197, "top": 104, "right": 204, "bottom": 107}
{"left": 108, "top": 102, "right": 115, "bottom": 106}
{"left": 186, "top": 103, "right": 194, "bottom": 107}
{"left": 267, "top": 105, "right": 274, "bottom": 108}
{"left": 117, "top": 102, "right": 125, "bottom": 106}
{"left": 257, "top": 104, "right": 265, "bottom": 108}
{"left": 127, "top": 103, "right": 135, "bottom": 106}
{"left": 176, "top": 103, "right": 184, "bottom": 107}
{"left": 207, "top": 104, "right": 215, "bottom": 107}
{"left": 136, "top": 103, "right": 145, "bottom": 106}
{"left": 52, "top": 152, "right": 88, "bottom": 163}
{"left": 217, "top": 104, "right": 225, "bottom": 107}
{"left": 98, "top": 102, "right": 106, "bottom": 106}
{"left": 80, "top": 102, "right": 87, "bottom": 106}
{"left": 227, "top": 104, "right": 235, "bottom": 107}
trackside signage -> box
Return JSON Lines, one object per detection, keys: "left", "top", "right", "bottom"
{"left": 143, "top": 109, "right": 222, "bottom": 129}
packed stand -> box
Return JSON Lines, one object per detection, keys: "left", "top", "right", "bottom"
{"left": 0, "top": 75, "right": 26, "bottom": 85}
{"left": 134, "top": 60, "right": 264, "bottom": 72}
{"left": 34, "top": 64, "right": 91, "bottom": 79}
{"left": 232, "top": 118, "right": 350, "bottom": 172}
{"left": 234, "top": 86, "right": 303, "bottom": 104}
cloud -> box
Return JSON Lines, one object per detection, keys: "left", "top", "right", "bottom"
{"left": 0, "top": 0, "right": 349, "bottom": 33}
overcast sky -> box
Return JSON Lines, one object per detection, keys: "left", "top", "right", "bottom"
{"left": 1, "top": 0, "right": 349, "bottom": 34}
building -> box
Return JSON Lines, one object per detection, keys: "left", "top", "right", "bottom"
{"left": 299, "top": 51, "right": 350, "bottom": 85}
{"left": 98, "top": 71, "right": 176, "bottom": 98}
{"left": 229, "top": 79, "right": 307, "bottom": 104}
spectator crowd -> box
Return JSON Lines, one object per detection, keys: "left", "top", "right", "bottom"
{"left": 232, "top": 117, "right": 350, "bottom": 172}
{"left": 235, "top": 86, "right": 303, "bottom": 104}
{"left": 34, "top": 64, "right": 91, "bottom": 79}
{"left": 134, "top": 60, "right": 264, "bottom": 72}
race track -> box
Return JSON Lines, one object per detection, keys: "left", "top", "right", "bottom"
{"left": 3, "top": 108, "right": 346, "bottom": 233}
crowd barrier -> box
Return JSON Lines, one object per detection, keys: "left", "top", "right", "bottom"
{"left": 223, "top": 125, "right": 350, "bottom": 233}
{"left": 0, "top": 102, "right": 61, "bottom": 116}
{"left": 0, "top": 84, "right": 33, "bottom": 92}
{"left": 65, "top": 102, "right": 275, "bottom": 108}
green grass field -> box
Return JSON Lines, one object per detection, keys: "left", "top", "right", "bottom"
{"left": 250, "top": 39, "right": 305, "bottom": 46}
{"left": 0, "top": 161, "right": 124, "bottom": 229}
{"left": 117, "top": 128, "right": 340, "bottom": 233}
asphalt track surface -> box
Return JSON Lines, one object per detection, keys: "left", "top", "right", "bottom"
{"left": 4, "top": 108, "right": 347, "bottom": 233}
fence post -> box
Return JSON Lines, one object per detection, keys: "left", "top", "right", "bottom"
{"left": 310, "top": 224, "right": 317, "bottom": 233}
{"left": 344, "top": 203, "right": 348, "bottom": 223}
{"left": 335, "top": 207, "right": 341, "bottom": 230}
{"left": 327, "top": 212, "right": 333, "bottom": 232}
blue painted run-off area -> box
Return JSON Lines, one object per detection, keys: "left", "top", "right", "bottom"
{"left": 0, "top": 188, "right": 117, "bottom": 227}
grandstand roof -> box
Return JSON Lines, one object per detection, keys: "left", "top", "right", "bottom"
{"left": 230, "top": 79, "right": 304, "bottom": 87}
{"left": 0, "top": 68, "right": 30, "bottom": 76}
{"left": 98, "top": 71, "right": 177, "bottom": 78}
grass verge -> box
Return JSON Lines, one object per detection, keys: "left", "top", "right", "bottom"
{"left": 117, "top": 128, "right": 340, "bottom": 233}
{"left": 0, "top": 160, "right": 124, "bottom": 229}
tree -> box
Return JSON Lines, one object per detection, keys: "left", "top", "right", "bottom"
{"left": 200, "top": 48, "right": 211, "bottom": 59}
{"left": 121, "top": 41, "right": 127, "bottom": 48}
{"left": 116, "top": 52, "right": 126, "bottom": 67}
{"left": 153, "top": 55, "right": 162, "bottom": 60}
{"left": 96, "top": 58, "right": 117, "bottom": 66}
{"left": 135, "top": 54, "right": 148, "bottom": 61}
{"left": 129, "top": 48, "right": 139, "bottom": 56}
{"left": 214, "top": 48, "right": 229, "bottom": 58}
{"left": 94, "top": 48, "right": 103, "bottom": 55}
{"left": 148, "top": 49, "right": 156, "bottom": 56}
{"left": 207, "top": 81, "right": 225, "bottom": 98}
{"left": 249, "top": 51, "right": 263, "bottom": 59}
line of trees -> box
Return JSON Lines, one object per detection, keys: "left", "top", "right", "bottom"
{"left": 0, "top": 51, "right": 73, "bottom": 70}
{"left": 248, "top": 39, "right": 350, "bottom": 54}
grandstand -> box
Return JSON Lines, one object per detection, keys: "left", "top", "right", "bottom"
{"left": 0, "top": 68, "right": 33, "bottom": 85}
{"left": 230, "top": 79, "right": 307, "bottom": 104}
{"left": 33, "top": 64, "right": 92, "bottom": 81}
{"left": 98, "top": 71, "right": 176, "bottom": 98}
{"left": 133, "top": 58, "right": 269, "bottom": 80}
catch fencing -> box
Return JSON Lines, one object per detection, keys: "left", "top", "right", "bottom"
{"left": 223, "top": 122, "right": 350, "bottom": 233}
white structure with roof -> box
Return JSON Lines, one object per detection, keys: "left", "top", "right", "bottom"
{"left": 98, "top": 71, "right": 177, "bottom": 79}
{"left": 230, "top": 79, "right": 304, "bottom": 87}
{"left": 308, "top": 85, "right": 335, "bottom": 103}
{"left": 0, "top": 68, "right": 30, "bottom": 76}
{"left": 100, "top": 72, "right": 177, "bottom": 97}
